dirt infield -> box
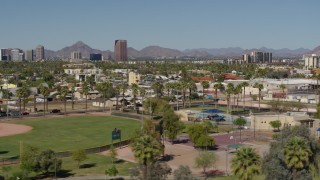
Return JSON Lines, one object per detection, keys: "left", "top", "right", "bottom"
{"left": 0, "top": 123, "right": 32, "bottom": 137}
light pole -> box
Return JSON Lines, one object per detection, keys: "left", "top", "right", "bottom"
{"left": 149, "top": 91, "right": 152, "bottom": 120}
{"left": 225, "top": 148, "right": 228, "bottom": 175}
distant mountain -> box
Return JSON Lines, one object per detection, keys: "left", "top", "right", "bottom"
{"left": 187, "top": 47, "right": 310, "bottom": 58}
{"left": 44, "top": 41, "right": 313, "bottom": 59}
{"left": 308, "top": 45, "right": 320, "bottom": 55}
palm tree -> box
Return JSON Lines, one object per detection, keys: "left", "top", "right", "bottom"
{"left": 16, "top": 84, "right": 30, "bottom": 114}
{"left": 139, "top": 87, "right": 146, "bottom": 116}
{"left": 231, "top": 147, "right": 261, "bottom": 180}
{"left": 235, "top": 84, "right": 243, "bottom": 108}
{"left": 279, "top": 84, "right": 286, "bottom": 94}
{"left": 240, "top": 82, "right": 249, "bottom": 109}
{"left": 151, "top": 82, "right": 164, "bottom": 99}
{"left": 119, "top": 82, "right": 128, "bottom": 110}
{"left": 201, "top": 81, "right": 210, "bottom": 105}
{"left": 179, "top": 81, "right": 189, "bottom": 108}
{"left": 187, "top": 81, "right": 197, "bottom": 107}
{"left": 96, "top": 81, "right": 112, "bottom": 111}
{"left": 131, "top": 83, "right": 139, "bottom": 110}
{"left": 253, "top": 83, "right": 264, "bottom": 111}
{"left": 57, "top": 86, "right": 68, "bottom": 115}
{"left": 164, "top": 82, "right": 174, "bottom": 97}
{"left": 38, "top": 84, "right": 50, "bottom": 116}
{"left": 226, "top": 83, "right": 234, "bottom": 114}
{"left": 213, "top": 83, "right": 224, "bottom": 108}
{"left": 131, "top": 135, "right": 162, "bottom": 180}
{"left": 282, "top": 136, "right": 312, "bottom": 180}
{"left": 82, "top": 82, "right": 89, "bottom": 113}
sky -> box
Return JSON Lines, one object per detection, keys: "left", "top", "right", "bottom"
{"left": 1, "top": 0, "right": 320, "bottom": 51}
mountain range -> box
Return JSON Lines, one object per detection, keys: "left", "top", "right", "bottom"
{"left": 44, "top": 41, "right": 320, "bottom": 59}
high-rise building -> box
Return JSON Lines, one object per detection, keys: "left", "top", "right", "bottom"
{"left": 243, "top": 51, "right": 272, "bottom": 63}
{"left": 35, "top": 45, "right": 45, "bottom": 60}
{"left": 11, "top": 49, "right": 24, "bottom": 61}
{"left": 89, "top": 53, "right": 102, "bottom": 61}
{"left": 0, "top": 48, "right": 9, "bottom": 61}
{"left": 24, "top": 49, "right": 34, "bottom": 61}
{"left": 114, "top": 40, "right": 127, "bottom": 62}
{"left": 71, "top": 51, "right": 82, "bottom": 60}
{"left": 304, "top": 54, "right": 320, "bottom": 69}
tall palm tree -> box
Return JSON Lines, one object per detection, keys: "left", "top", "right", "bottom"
{"left": 240, "top": 82, "right": 249, "bottom": 109}
{"left": 187, "top": 81, "right": 197, "bottom": 107}
{"left": 96, "top": 81, "right": 112, "bottom": 111}
{"left": 179, "top": 81, "right": 189, "bottom": 108}
{"left": 139, "top": 87, "right": 146, "bottom": 116}
{"left": 164, "top": 82, "right": 174, "bottom": 97}
{"left": 131, "top": 83, "right": 139, "bottom": 110}
{"left": 279, "top": 84, "right": 286, "bottom": 94}
{"left": 235, "top": 84, "right": 243, "bottom": 108}
{"left": 282, "top": 136, "right": 312, "bottom": 180}
{"left": 119, "top": 82, "right": 128, "bottom": 110}
{"left": 201, "top": 81, "right": 210, "bottom": 105}
{"left": 231, "top": 147, "right": 261, "bottom": 180}
{"left": 16, "top": 85, "right": 29, "bottom": 116}
{"left": 213, "top": 83, "right": 224, "bottom": 108}
{"left": 131, "top": 135, "right": 162, "bottom": 180}
{"left": 82, "top": 82, "right": 89, "bottom": 113}
{"left": 253, "top": 83, "right": 264, "bottom": 111}
{"left": 38, "top": 84, "right": 49, "bottom": 116}
{"left": 226, "top": 83, "right": 234, "bottom": 114}
{"left": 58, "top": 86, "right": 68, "bottom": 115}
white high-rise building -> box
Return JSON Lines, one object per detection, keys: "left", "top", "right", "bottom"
{"left": 71, "top": 51, "right": 82, "bottom": 60}
{"left": 304, "top": 54, "right": 320, "bottom": 69}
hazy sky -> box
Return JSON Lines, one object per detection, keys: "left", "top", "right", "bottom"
{"left": 1, "top": 0, "right": 319, "bottom": 51}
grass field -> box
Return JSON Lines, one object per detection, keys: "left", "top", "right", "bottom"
{"left": 2, "top": 154, "right": 136, "bottom": 178}
{"left": 0, "top": 116, "right": 141, "bottom": 158}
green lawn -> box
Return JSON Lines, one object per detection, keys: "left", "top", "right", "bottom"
{"left": 0, "top": 116, "right": 141, "bottom": 158}
{"left": 1, "top": 154, "right": 136, "bottom": 179}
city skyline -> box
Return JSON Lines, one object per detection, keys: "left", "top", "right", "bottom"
{"left": 0, "top": 0, "right": 319, "bottom": 51}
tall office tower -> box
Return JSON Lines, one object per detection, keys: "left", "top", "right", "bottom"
{"left": 71, "top": 51, "right": 82, "bottom": 59}
{"left": 11, "top": 49, "right": 23, "bottom": 61}
{"left": 24, "top": 49, "right": 34, "bottom": 61}
{"left": 114, "top": 40, "right": 127, "bottom": 62}
{"left": 1, "top": 48, "right": 9, "bottom": 61}
{"left": 35, "top": 45, "right": 45, "bottom": 60}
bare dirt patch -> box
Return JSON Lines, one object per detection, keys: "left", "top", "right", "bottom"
{"left": 0, "top": 123, "right": 32, "bottom": 137}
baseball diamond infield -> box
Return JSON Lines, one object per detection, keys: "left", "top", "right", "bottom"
{"left": 0, "top": 123, "right": 32, "bottom": 137}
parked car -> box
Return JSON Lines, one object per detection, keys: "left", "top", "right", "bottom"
{"left": 50, "top": 109, "right": 61, "bottom": 113}
{"left": 0, "top": 111, "right": 8, "bottom": 117}
{"left": 21, "top": 112, "right": 30, "bottom": 115}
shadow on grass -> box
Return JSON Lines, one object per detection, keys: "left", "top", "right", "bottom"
{"left": 80, "top": 163, "right": 96, "bottom": 169}
{"left": 159, "top": 154, "right": 174, "bottom": 162}
{"left": 0, "top": 151, "right": 8, "bottom": 155}
{"left": 56, "top": 169, "right": 75, "bottom": 178}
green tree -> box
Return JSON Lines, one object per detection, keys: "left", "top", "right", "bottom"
{"left": 226, "top": 83, "right": 234, "bottom": 113}
{"left": 269, "top": 120, "right": 282, "bottom": 132}
{"left": 20, "top": 145, "right": 39, "bottom": 176}
{"left": 162, "top": 110, "right": 183, "bottom": 143}
{"left": 35, "top": 149, "right": 62, "bottom": 175}
{"left": 72, "top": 149, "right": 87, "bottom": 169}
{"left": 173, "top": 165, "right": 197, "bottom": 180}
{"left": 253, "top": 83, "right": 264, "bottom": 111}
{"left": 195, "top": 151, "right": 217, "bottom": 177}
{"left": 282, "top": 136, "right": 312, "bottom": 180}
{"left": 187, "top": 123, "right": 215, "bottom": 149}
{"left": 279, "top": 84, "right": 286, "bottom": 94}
{"left": 152, "top": 81, "right": 164, "bottom": 99}
{"left": 233, "top": 117, "right": 246, "bottom": 142}
{"left": 119, "top": 82, "right": 128, "bottom": 110}
{"left": 130, "top": 135, "right": 162, "bottom": 180}
{"left": 109, "top": 146, "right": 118, "bottom": 165}
{"left": 105, "top": 165, "right": 119, "bottom": 178}
{"left": 231, "top": 147, "right": 261, "bottom": 180}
